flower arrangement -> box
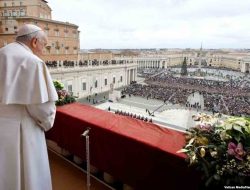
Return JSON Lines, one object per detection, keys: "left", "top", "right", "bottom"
{"left": 53, "top": 80, "right": 76, "bottom": 106}
{"left": 178, "top": 113, "right": 250, "bottom": 188}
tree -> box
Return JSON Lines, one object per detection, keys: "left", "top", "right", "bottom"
{"left": 181, "top": 57, "right": 188, "bottom": 76}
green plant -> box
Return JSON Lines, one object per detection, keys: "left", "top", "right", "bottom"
{"left": 181, "top": 57, "right": 188, "bottom": 76}
{"left": 53, "top": 80, "right": 76, "bottom": 106}
{"left": 178, "top": 113, "right": 250, "bottom": 188}
{"left": 53, "top": 80, "right": 64, "bottom": 90}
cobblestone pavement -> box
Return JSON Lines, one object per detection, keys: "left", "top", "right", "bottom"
{"left": 77, "top": 85, "right": 212, "bottom": 131}
{"left": 95, "top": 94, "right": 211, "bottom": 131}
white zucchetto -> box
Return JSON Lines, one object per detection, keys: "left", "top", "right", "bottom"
{"left": 16, "top": 24, "right": 42, "bottom": 37}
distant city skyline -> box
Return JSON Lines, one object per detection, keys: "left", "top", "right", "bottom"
{"left": 48, "top": 0, "right": 250, "bottom": 49}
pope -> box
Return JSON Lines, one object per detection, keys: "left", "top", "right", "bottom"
{"left": 0, "top": 24, "right": 58, "bottom": 190}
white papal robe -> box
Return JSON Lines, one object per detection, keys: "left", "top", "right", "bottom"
{"left": 0, "top": 42, "right": 58, "bottom": 190}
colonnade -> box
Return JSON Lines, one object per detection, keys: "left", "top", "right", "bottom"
{"left": 136, "top": 59, "right": 168, "bottom": 69}
{"left": 127, "top": 68, "right": 137, "bottom": 84}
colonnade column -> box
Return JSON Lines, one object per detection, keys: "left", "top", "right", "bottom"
{"left": 130, "top": 69, "right": 133, "bottom": 82}
{"left": 134, "top": 68, "right": 136, "bottom": 81}
{"left": 127, "top": 70, "right": 130, "bottom": 85}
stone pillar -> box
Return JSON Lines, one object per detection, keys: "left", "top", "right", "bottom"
{"left": 241, "top": 63, "right": 245, "bottom": 72}
{"left": 134, "top": 69, "right": 136, "bottom": 81}
{"left": 124, "top": 69, "right": 127, "bottom": 86}
{"left": 130, "top": 69, "right": 133, "bottom": 82}
{"left": 246, "top": 63, "right": 250, "bottom": 73}
{"left": 242, "top": 62, "right": 250, "bottom": 73}
{"left": 127, "top": 70, "right": 130, "bottom": 85}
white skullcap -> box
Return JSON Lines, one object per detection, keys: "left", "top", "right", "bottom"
{"left": 17, "top": 24, "right": 42, "bottom": 37}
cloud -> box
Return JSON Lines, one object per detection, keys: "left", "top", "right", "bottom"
{"left": 47, "top": 0, "right": 250, "bottom": 49}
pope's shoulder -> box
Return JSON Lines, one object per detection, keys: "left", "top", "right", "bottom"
{"left": 0, "top": 42, "right": 44, "bottom": 66}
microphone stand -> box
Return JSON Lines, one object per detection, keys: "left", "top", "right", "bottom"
{"left": 81, "top": 128, "right": 91, "bottom": 190}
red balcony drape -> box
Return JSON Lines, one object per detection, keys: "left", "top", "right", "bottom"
{"left": 46, "top": 103, "right": 201, "bottom": 190}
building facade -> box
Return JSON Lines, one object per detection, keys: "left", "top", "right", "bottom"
{"left": 50, "top": 61, "right": 137, "bottom": 98}
{"left": 0, "top": 0, "right": 80, "bottom": 61}
{"left": 136, "top": 50, "right": 250, "bottom": 73}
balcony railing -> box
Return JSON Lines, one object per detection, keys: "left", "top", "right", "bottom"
{"left": 45, "top": 60, "right": 137, "bottom": 71}
{"left": 46, "top": 103, "right": 201, "bottom": 190}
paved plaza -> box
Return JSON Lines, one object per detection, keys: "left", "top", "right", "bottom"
{"left": 77, "top": 87, "right": 211, "bottom": 132}
{"left": 95, "top": 95, "right": 203, "bottom": 132}
{"left": 77, "top": 68, "right": 249, "bottom": 132}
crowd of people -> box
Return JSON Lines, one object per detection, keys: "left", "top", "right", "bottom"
{"left": 137, "top": 68, "right": 163, "bottom": 77}
{"left": 123, "top": 70, "right": 250, "bottom": 117}
{"left": 45, "top": 60, "right": 75, "bottom": 67}
{"left": 45, "top": 59, "right": 131, "bottom": 68}
{"left": 146, "top": 72, "right": 249, "bottom": 96}
{"left": 114, "top": 109, "right": 153, "bottom": 123}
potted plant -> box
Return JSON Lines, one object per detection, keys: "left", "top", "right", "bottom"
{"left": 53, "top": 80, "right": 76, "bottom": 106}
{"left": 178, "top": 113, "right": 250, "bottom": 188}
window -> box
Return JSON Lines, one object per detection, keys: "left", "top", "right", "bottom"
{"left": 20, "top": 2, "right": 23, "bottom": 6}
{"left": 104, "top": 78, "right": 107, "bottom": 86}
{"left": 4, "top": 3, "right": 7, "bottom": 7}
{"left": 82, "top": 82, "right": 86, "bottom": 91}
{"left": 95, "top": 80, "right": 98, "bottom": 88}
{"left": 68, "top": 85, "right": 72, "bottom": 92}
{"left": 14, "top": 26, "right": 17, "bottom": 30}
{"left": 64, "top": 28, "right": 68, "bottom": 37}
{"left": 55, "top": 31, "right": 59, "bottom": 36}
{"left": 44, "top": 29, "right": 49, "bottom": 35}
{"left": 120, "top": 76, "right": 123, "bottom": 82}
{"left": 20, "top": 9, "right": 25, "bottom": 16}
{"left": 12, "top": 11, "right": 17, "bottom": 16}
{"left": 5, "top": 28, "right": 8, "bottom": 31}
{"left": 113, "top": 77, "right": 115, "bottom": 84}
{"left": 12, "top": 2, "right": 15, "bottom": 6}
{"left": 46, "top": 46, "right": 50, "bottom": 53}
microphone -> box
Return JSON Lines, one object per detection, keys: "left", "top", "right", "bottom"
{"left": 81, "top": 127, "right": 91, "bottom": 190}
{"left": 82, "top": 128, "right": 91, "bottom": 137}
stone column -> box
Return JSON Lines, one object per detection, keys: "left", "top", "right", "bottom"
{"left": 130, "top": 69, "right": 133, "bottom": 82}
{"left": 127, "top": 70, "right": 130, "bottom": 85}
{"left": 241, "top": 63, "right": 245, "bottom": 73}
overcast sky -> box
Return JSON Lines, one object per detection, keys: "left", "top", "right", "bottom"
{"left": 47, "top": 0, "right": 250, "bottom": 49}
